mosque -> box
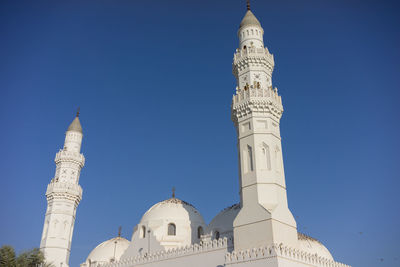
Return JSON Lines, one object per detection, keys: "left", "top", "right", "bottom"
{"left": 39, "top": 3, "right": 351, "bottom": 267}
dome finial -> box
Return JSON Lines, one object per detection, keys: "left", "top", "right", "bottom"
{"left": 118, "top": 226, "right": 122, "bottom": 237}
{"left": 76, "top": 107, "right": 80, "bottom": 117}
{"left": 172, "top": 187, "right": 176, "bottom": 198}
{"left": 246, "top": 0, "right": 250, "bottom": 10}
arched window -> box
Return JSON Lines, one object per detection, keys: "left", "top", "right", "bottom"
{"left": 214, "top": 231, "right": 220, "bottom": 240}
{"left": 261, "top": 143, "right": 271, "bottom": 170}
{"left": 197, "top": 226, "right": 203, "bottom": 239}
{"left": 140, "top": 226, "right": 146, "bottom": 238}
{"left": 275, "top": 146, "right": 282, "bottom": 172}
{"left": 62, "top": 221, "right": 69, "bottom": 238}
{"left": 50, "top": 220, "right": 58, "bottom": 237}
{"left": 168, "top": 223, "right": 176, "bottom": 236}
{"left": 42, "top": 221, "right": 49, "bottom": 239}
{"left": 247, "top": 145, "right": 254, "bottom": 171}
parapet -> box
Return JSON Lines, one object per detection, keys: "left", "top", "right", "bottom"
{"left": 225, "top": 243, "right": 351, "bottom": 267}
{"left": 46, "top": 181, "right": 83, "bottom": 205}
{"left": 101, "top": 237, "right": 232, "bottom": 267}
{"left": 55, "top": 149, "right": 85, "bottom": 167}
{"left": 233, "top": 47, "right": 274, "bottom": 74}
{"left": 231, "top": 86, "right": 283, "bottom": 121}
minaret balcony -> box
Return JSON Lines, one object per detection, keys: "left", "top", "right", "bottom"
{"left": 233, "top": 47, "right": 274, "bottom": 68}
{"left": 46, "top": 181, "right": 83, "bottom": 202}
{"left": 55, "top": 149, "right": 85, "bottom": 166}
{"left": 231, "top": 86, "right": 283, "bottom": 121}
{"left": 233, "top": 86, "right": 282, "bottom": 106}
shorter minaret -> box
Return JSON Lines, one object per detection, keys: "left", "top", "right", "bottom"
{"left": 40, "top": 111, "right": 85, "bottom": 267}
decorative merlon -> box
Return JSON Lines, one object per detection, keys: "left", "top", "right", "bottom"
{"left": 225, "top": 244, "right": 351, "bottom": 267}
{"left": 102, "top": 238, "right": 232, "bottom": 267}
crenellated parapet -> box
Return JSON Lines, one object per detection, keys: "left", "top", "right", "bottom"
{"left": 101, "top": 238, "right": 232, "bottom": 267}
{"left": 233, "top": 47, "right": 274, "bottom": 76}
{"left": 231, "top": 86, "right": 283, "bottom": 123}
{"left": 225, "top": 244, "right": 351, "bottom": 267}
{"left": 46, "top": 180, "right": 83, "bottom": 205}
{"left": 55, "top": 149, "right": 85, "bottom": 167}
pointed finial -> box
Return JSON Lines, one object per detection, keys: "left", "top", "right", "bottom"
{"left": 247, "top": 0, "right": 250, "bottom": 10}
{"left": 76, "top": 107, "right": 80, "bottom": 117}
{"left": 172, "top": 187, "right": 176, "bottom": 198}
{"left": 118, "top": 226, "right": 122, "bottom": 237}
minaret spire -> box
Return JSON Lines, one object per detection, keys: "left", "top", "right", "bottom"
{"left": 246, "top": 0, "right": 250, "bottom": 10}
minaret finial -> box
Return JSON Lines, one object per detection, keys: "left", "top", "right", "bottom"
{"left": 247, "top": 0, "right": 250, "bottom": 10}
{"left": 118, "top": 226, "right": 122, "bottom": 237}
{"left": 172, "top": 187, "right": 175, "bottom": 198}
{"left": 76, "top": 107, "right": 80, "bottom": 117}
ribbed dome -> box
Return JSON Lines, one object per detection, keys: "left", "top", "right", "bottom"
{"left": 86, "top": 237, "right": 130, "bottom": 264}
{"left": 239, "top": 10, "right": 261, "bottom": 28}
{"left": 298, "top": 233, "right": 334, "bottom": 260}
{"left": 67, "top": 117, "right": 82, "bottom": 133}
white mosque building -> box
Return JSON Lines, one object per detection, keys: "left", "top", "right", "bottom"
{"left": 39, "top": 4, "right": 351, "bottom": 267}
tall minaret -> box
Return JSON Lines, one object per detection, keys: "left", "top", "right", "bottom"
{"left": 40, "top": 111, "right": 85, "bottom": 267}
{"left": 231, "top": 3, "right": 298, "bottom": 250}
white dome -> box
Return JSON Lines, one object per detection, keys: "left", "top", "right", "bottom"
{"left": 137, "top": 197, "right": 206, "bottom": 250}
{"left": 298, "top": 233, "right": 334, "bottom": 260}
{"left": 85, "top": 237, "right": 130, "bottom": 265}
{"left": 208, "top": 203, "right": 240, "bottom": 239}
{"left": 141, "top": 198, "right": 204, "bottom": 223}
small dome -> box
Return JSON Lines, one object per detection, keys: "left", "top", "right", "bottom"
{"left": 86, "top": 237, "right": 130, "bottom": 264}
{"left": 298, "top": 233, "right": 334, "bottom": 260}
{"left": 239, "top": 10, "right": 261, "bottom": 28}
{"left": 67, "top": 117, "right": 83, "bottom": 133}
{"left": 207, "top": 203, "right": 240, "bottom": 239}
{"left": 138, "top": 197, "right": 206, "bottom": 250}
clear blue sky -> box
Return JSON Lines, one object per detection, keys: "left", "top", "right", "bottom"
{"left": 1, "top": 1, "right": 399, "bottom": 266}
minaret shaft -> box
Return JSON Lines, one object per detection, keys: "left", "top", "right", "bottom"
{"left": 40, "top": 116, "right": 85, "bottom": 267}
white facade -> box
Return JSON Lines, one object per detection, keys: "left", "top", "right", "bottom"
{"left": 40, "top": 5, "right": 351, "bottom": 267}
{"left": 40, "top": 114, "right": 85, "bottom": 267}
